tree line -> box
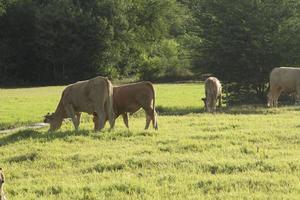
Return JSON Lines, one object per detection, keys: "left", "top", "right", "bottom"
{"left": 0, "top": 0, "right": 300, "bottom": 103}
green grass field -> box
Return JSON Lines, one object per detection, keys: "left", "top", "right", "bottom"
{"left": 0, "top": 83, "right": 300, "bottom": 199}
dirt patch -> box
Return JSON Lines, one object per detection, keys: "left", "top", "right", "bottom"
{"left": 0, "top": 123, "right": 48, "bottom": 134}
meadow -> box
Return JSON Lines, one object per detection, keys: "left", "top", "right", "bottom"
{"left": 0, "top": 83, "right": 299, "bottom": 199}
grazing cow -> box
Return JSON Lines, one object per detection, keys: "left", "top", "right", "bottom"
{"left": 93, "top": 81, "right": 158, "bottom": 130}
{"left": 44, "top": 76, "right": 115, "bottom": 131}
{"left": 0, "top": 168, "right": 6, "bottom": 200}
{"left": 202, "top": 77, "right": 222, "bottom": 112}
{"left": 267, "top": 67, "right": 300, "bottom": 107}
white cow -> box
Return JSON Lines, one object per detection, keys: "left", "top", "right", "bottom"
{"left": 202, "top": 77, "right": 222, "bottom": 112}
{"left": 267, "top": 67, "right": 300, "bottom": 107}
{"left": 44, "top": 76, "right": 115, "bottom": 131}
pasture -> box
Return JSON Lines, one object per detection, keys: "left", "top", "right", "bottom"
{"left": 0, "top": 83, "right": 299, "bottom": 199}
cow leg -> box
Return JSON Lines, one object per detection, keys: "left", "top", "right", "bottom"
{"left": 95, "top": 109, "right": 106, "bottom": 131}
{"left": 206, "top": 103, "right": 211, "bottom": 113}
{"left": 122, "top": 113, "right": 129, "bottom": 128}
{"left": 209, "top": 95, "right": 217, "bottom": 113}
{"left": 107, "top": 112, "right": 115, "bottom": 130}
{"left": 274, "top": 87, "right": 283, "bottom": 107}
{"left": 144, "top": 108, "right": 158, "bottom": 130}
{"left": 93, "top": 113, "right": 99, "bottom": 131}
{"left": 65, "top": 104, "right": 79, "bottom": 131}
{"left": 201, "top": 98, "right": 206, "bottom": 111}
{"left": 206, "top": 95, "right": 213, "bottom": 113}
{"left": 268, "top": 84, "right": 281, "bottom": 107}
{"left": 212, "top": 99, "right": 217, "bottom": 113}
{"left": 76, "top": 112, "right": 81, "bottom": 126}
{"left": 206, "top": 101, "right": 210, "bottom": 113}
{"left": 204, "top": 91, "right": 209, "bottom": 112}
{"left": 152, "top": 109, "right": 158, "bottom": 130}
{"left": 267, "top": 91, "right": 273, "bottom": 107}
{"left": 105, "top": 99, "right": 115, "bottom": 129}
{"left": 145, "top": 113, "right": 151, "bottom": 130}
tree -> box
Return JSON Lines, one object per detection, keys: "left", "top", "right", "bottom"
{"left": 187, "top": 0, "right": 300, "bottom": 104}
{"left": 0, "top": 0, "right": 189, "bottom": 85}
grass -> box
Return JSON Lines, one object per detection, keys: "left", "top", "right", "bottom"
{"left": 0, "top": 83, "right": 300, "bottom": 199}
{"left": 0, "top": 86, "right": 62, "bottom": 130}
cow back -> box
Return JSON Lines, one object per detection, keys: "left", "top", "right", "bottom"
{"left": 270, "top": 67, "right": 300, "bottom": 92}
{"left": 205, "top": 77, "right": 222, "bottom": 98}
{"left": 113, "top": 81, "right": 155, "bottom": 115}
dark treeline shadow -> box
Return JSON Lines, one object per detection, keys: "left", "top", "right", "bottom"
{"left": 156, "top": 104, "right": 284, "bottom": 116}
{"left": 0, "top": 129, "right": 89, "bottom": 147}
{"left": 0, "top": 127, "right": 155, "bottom": 147}
{"left": 219, "top": 105, "right": 271, "bottom": 115}
{"left": 156, "top": 106, "right": 205, "bottom": 116}
{"left": 0, "top": 123, "right": 16, "bottom": 131}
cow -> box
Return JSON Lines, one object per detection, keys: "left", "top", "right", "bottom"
{"left": 93, "top": 81, "right": 158, "bottom": 130}
{"left": 0, "top": 168, "right": 6, "bottom": 200}
{"left": 44, "top": 76, "right": 115, "bottom": 131}
{"left": 202, "top": 77, "right": 222, "bottom": 113}
{"left": 267, "top": 67, "right": 300, "bottom": 107}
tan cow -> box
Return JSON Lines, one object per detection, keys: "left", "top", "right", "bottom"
{"left": 0, "top": 168, "right": 6, "bottom": 200}
{"left": 267, "top": 67, "right": 300, "bottom": 107}
{"left": 202, "top": 77, "right": 222, "bottom": 112}
{"left": 44, "top": 76, "right": 115, "bottom": 131}
{"left": 93, "top": 81, "right": 158, "bottom": 130}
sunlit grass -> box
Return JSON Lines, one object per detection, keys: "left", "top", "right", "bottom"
{"left": 0, "top": 83, "right": 299, "bottom": 199}
{"left": 0, "top": 83, "right": 205, "bottom": 130}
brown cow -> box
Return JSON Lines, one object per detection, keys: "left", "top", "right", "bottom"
{"left": 44, "top": 76, "right": 115, "bottom": 131}
{"left": 202, "top": 77, "right": 222, "bottom": 113}
{"left": 0, "top": 168, "right": 6, "bottom": 200}
{"left": 267, "top": 67, "right": 300, "bottom": 107}
{"left": 93, "top": 81, "right": 158, "bottom": 130}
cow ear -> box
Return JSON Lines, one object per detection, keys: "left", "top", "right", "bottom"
{"left": 44, "top": 112, "right": 52, "bottom": 118}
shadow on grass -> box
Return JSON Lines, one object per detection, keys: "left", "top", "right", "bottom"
{"left": 157, "top": 104, "right": 280, "bottom": 115}
{"left": 156, "top": 106, "right": 204, "bottom": 115}
{"left": 0, "top": 127, "right": 156, "bottom": 146}
{"left": 0, "top": 129, "right": 89, "bottom": 147}
{"left": 219, "top": 105, "right": 275, "bottom": 115}
{"left": 0, "top": 122, "right": 26, "bottom": 131}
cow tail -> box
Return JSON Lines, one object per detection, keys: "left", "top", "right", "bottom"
{"left": 106, "top": 78, "right": 115, "bottom": 129}
{"left": 148, "top": 82, "right": 158, "bottom": 130}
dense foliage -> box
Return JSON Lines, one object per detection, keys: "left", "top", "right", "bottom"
{"left": 186, "top": 0, "right": 300, "bottom": 103}
{"left": 0, "top": 0, "right": 189, "bottom": 85}
{"left": 0, "top": 0, "right": 300, "bottom": 103}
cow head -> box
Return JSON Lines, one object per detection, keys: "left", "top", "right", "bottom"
{"left": 43, "top": 112, "right": 62, "bottom": 131}
{"left": 201, "top": 97, "right": 208, "bottom": 111}
{"left": 43, "top": 112, "right": 54, "bottom": 123}
{"left": 202, "top": 97, "right": 215, "bottom": 112}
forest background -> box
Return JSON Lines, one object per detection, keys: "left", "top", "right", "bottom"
{"left": 0, "top": 0, "right": 300, "bottom": 103}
